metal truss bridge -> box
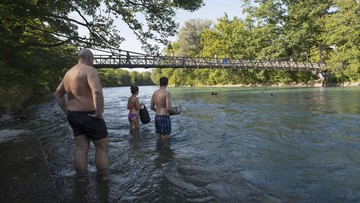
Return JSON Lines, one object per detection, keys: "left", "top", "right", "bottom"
{"left": 93, "top": 53, "right": 326, "bottom": 71}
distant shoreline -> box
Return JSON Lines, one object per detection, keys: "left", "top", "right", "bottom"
{"left": 172, "top": 81, "right": 360, "bottom": 88}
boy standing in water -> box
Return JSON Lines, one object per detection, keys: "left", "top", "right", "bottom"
{"left": 150, "top": 77, "right": 179, "bottom": 140}
{"left": 54, "top": 48, "right": 110, "bottom": 179}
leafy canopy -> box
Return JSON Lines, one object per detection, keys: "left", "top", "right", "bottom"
{"left": 0, "top": 0, "right": 204, "bottom": 58}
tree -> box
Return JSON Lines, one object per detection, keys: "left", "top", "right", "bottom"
{"left": 201, "top": 15, "right": 253, "bottom": 59}
{"left": 0, "top": 0, "right": 204, "bottom": 59}
{"left": 242, "top": 0, "right": 333, "bottom": 61}
{"left": 321, "top": 0, "right": 360, "bottom": 82}
{"left": 98, "top": 68, "right": 153, "bottom": 87}
{"left": 175, "top": 18, "right": 212, "bottom": 57}
{"left": 161, "top": 18, "right": 212, "bottom": 86}
{"left": 0, "top": 0, "right": 204, "bottom": 113}
{"left": 151, "top": 0, "right": 359, "bottom": 86}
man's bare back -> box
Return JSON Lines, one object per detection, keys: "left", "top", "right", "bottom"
{"left": 151, "top": 88, "right": 171, "bottom": 116}
{"left": 64, "top": 65, "right": 100, "bottom": 110}
{"left": 150, "top": 77, "right": 177, "bottom": 139}
{"left": 55, "top": 57, "right": 104, "bottom": 118}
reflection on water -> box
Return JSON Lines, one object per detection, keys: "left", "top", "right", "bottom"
{"left": 154, "top": 139, "right": 174, "bottom": 168}
{"left": 19, "top": 86, "right": 360, "bottom": 202}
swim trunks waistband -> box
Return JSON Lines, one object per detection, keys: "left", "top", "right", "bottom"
{"left": 67, "top": 110, "right": 95, "bottom": 114}
{"left": 155, "top": 115, "right": 170, "bottom": 117}
{"left": 67, "top": 110, "right": 108, "bottom": 140}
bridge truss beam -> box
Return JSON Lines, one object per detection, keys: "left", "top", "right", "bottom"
{"left": 93, "top": 54, "right": 325, "bottom": 71}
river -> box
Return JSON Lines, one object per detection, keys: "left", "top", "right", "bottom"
{"left": 19, "top": 86, "right": 360, "bottom": 202}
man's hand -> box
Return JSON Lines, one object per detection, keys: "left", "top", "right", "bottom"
{"left": 88, "top": 112, "right": 103, "bottom": 120}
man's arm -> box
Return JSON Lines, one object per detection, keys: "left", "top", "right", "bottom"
{"left": 54, "top": 80, "right": 67, "bottom": 113}
{"left": 166, "top": 92, "right": 172, "bottom": 112}
{"left": 87, "top": 68, "right": 104, "bottom": 118}
{"left": 150, "top": 93, "right": 156, "bottom": 112}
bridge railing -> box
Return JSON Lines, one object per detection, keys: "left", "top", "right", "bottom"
{"left": 93, "top": 54, "right": 325, "bottom": 70}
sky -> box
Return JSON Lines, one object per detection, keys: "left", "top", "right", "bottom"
{"left": 114, "top": 0, "right": 246, "bottom": 55}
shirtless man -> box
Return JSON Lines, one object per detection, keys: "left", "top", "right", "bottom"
{"left": 54, "top": 48, "right": 110, "bottom": 178}
{"left": 150, "top": 77, "right": 177, "bottom": 140}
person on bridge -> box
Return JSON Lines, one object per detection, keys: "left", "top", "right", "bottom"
{"left": 150, "top": 77, "right": 179, "bottom": 140}
{"left": 126, "top": 51, "right": 131, "bottom": 64}
{"left": 127, "top": 85, "right": 143, "bottom": 129}
{"left": 54, "top": 48, "right": 111, "bottom": 180}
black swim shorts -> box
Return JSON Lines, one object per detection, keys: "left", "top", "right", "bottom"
{"left": 67, "top": 110, "right": 108, "bottom": 140}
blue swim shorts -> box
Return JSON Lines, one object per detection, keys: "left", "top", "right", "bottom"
{"left": 155, "top": 115, "right": 171, "bottom": 135}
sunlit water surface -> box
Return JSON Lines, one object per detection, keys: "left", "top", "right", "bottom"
{"left": 22, "top": 86, "right": 360, "bottom": 202}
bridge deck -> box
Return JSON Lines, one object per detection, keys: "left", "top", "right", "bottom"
{"left": 93, "top": 55, "right": 325, "bottom": 70}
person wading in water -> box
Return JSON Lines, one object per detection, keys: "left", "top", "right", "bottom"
{"left": 55, "top": 48, "right": 111, "bottom": 180}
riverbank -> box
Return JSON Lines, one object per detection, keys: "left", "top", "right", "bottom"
{"left": 0, "top": 114, "right": 16, "bottom": 126}
{"left": 0, "top": 129, "right": 58, "bottom": 202}
{"left": 191, "top": 81, "right": 360, "bottom": 88}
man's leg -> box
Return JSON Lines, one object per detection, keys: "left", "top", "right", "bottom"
{"left": 161, "top": 134, "right": 169, "bottom": 140}
{"left": 156, "top": 133, "right": 161, "bottom": 140}
{"left": 74, "top": 135, "right": 90, "bottom": 175}
{"left": 93, "top": 137, "right": 110, "bottom": 175}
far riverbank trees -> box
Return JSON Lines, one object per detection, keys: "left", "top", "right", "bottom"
{"left": 157, "top": 0, "right": 359, "bottom": 86}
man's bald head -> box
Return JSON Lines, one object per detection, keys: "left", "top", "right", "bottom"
{"left": 78, "top": 48, "right": 94, "bottom": 60}
{"left": 77, "top": 48, "right": 94, "bottom": 66}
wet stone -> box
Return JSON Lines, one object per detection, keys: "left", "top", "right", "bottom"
{"left": 0, "top": 130, "right": 59, "bottom": 202}
{"left": 0, "top": 114, "right": 16, "bottom": 126}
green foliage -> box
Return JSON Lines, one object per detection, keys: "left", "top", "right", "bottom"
{"left": 0, "top": 0, "right": 204, "bottom": 113}
{"left": 0, "top": 45, "right": 75, "bottom": 114}
{"left": 175, "top": 19, "right": 212, "bottom": 57}
{"left": 321, "top": 0, "right": 360, "bottom": 82}
{"left": 201, "top": 15, "right": 255, "bottom": 59}
{"left": 153, "top": 0, "right": 359, "bottom": 86}
{"left": 98, "top": 69, "right": 154, "bottom": 87}
{"left": 0, "top": 61, "right": 32, "bottom": 113}
{"left": 0, "top": 0, "right": 204, "bottom": 55}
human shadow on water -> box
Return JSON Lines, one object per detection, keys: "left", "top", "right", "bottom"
{"left": 72, "top": 176, "right": 89, "bottom": 202}
{"left": 154, "top": 139, "right": 174, "bottom": 168}
{"left": 129, "top": 127, "right": 140, "bottom": 136}
{"left": 95, "top": 175, "right": 110, "bottom": 203}
{"left": 67, "top": 174, "right": 110, "bottom": 203}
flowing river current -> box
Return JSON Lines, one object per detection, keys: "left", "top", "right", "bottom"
{"left": 19, "top": 86, "right": 360, "bottom": 202}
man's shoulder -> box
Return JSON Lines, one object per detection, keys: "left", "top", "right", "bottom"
{"left": 74, "top": 64, "right": 97, "bottom": 73}
{"left": 65, "top": 64, "right": 95, "bottom": 78}
{"left": 81, "top": 63, "right": 96, "bottom": 71}
{"left": 163, "top": 89, "right": 170, "bottom": 95}
{"left": 153, "top": 89, "right": 160, "bottom": 94}
{"left": 64, "top": 66, "right": 76, "bottom": 77}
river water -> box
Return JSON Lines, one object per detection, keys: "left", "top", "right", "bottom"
{"left": 20, "top": 86, "right": 360, "bottom": 202}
